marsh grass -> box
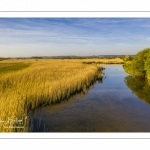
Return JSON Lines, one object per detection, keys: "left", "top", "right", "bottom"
{"left": 82, "top": 58, "right": 124, "bottom": 64}
{"left": 0, "top": 59, "right": 104, "bottom": 132}
{"left": 0, "top": 58, "right": 124, "bottom": 132}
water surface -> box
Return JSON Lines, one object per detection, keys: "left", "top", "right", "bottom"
{"left": 28, "top": 65, "right": 150, "bottom": 132}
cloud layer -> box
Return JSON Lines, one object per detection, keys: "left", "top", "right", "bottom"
{"left": 0, "top": 18, "right": 150, "bottom": 57}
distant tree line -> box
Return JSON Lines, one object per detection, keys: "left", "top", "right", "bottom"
{"left": 30, "top": 55, "right": 129, "bottom": 59}
{"left": 0, "top": 57, "right": 11, "bottom": 61}
{"left": 0, "top": 55, "right": 135, "bottom": 60}
{"left": 30, "top": 56, "right": 44, "bottom": 59}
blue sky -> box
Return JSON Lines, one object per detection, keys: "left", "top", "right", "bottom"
{"left": 0, "top": 18, "right": 150, "bottom": 57}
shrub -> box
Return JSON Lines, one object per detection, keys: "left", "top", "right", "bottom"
{"left": 124, "top": 54, "right": 132, "bottom": 62}
{"left": 124, "top": 48, "right": 150, "bottom": 78}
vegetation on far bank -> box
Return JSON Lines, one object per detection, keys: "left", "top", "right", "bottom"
{"left": 123, "top": 48, "right": 150, "bottom": 81}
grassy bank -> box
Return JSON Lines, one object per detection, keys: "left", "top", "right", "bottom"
{"left": 0, "top": 59, "right": 103, "bottom": 132}
{"left": 0, "top": 58, "right": 124, "bottom": 132}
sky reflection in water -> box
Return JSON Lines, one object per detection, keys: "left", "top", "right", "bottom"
{"left": 29, "top": 65, "right": 150, "bottom": 132}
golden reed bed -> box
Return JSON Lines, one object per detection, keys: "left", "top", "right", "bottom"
{"left": 0, "top": 58, "right": 123, "bottom": 132}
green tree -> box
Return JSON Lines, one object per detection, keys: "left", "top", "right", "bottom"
{"left": 124, "top": 48, "right": 150, "bottom": 77}
{"left": 144, "top": 54, "right": 150, "bottom": 80}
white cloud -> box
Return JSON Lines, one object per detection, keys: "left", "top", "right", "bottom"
{"left": 0, "top": 18, "right": 150, "bottom": 57}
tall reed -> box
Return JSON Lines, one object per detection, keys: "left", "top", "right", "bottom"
{"left": 0, "top": 59, "right": 102, "bottom": 132}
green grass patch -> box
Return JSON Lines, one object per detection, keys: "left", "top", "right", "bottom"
{"left": 0, "top": 63, "right": 31, "bottom": 74}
